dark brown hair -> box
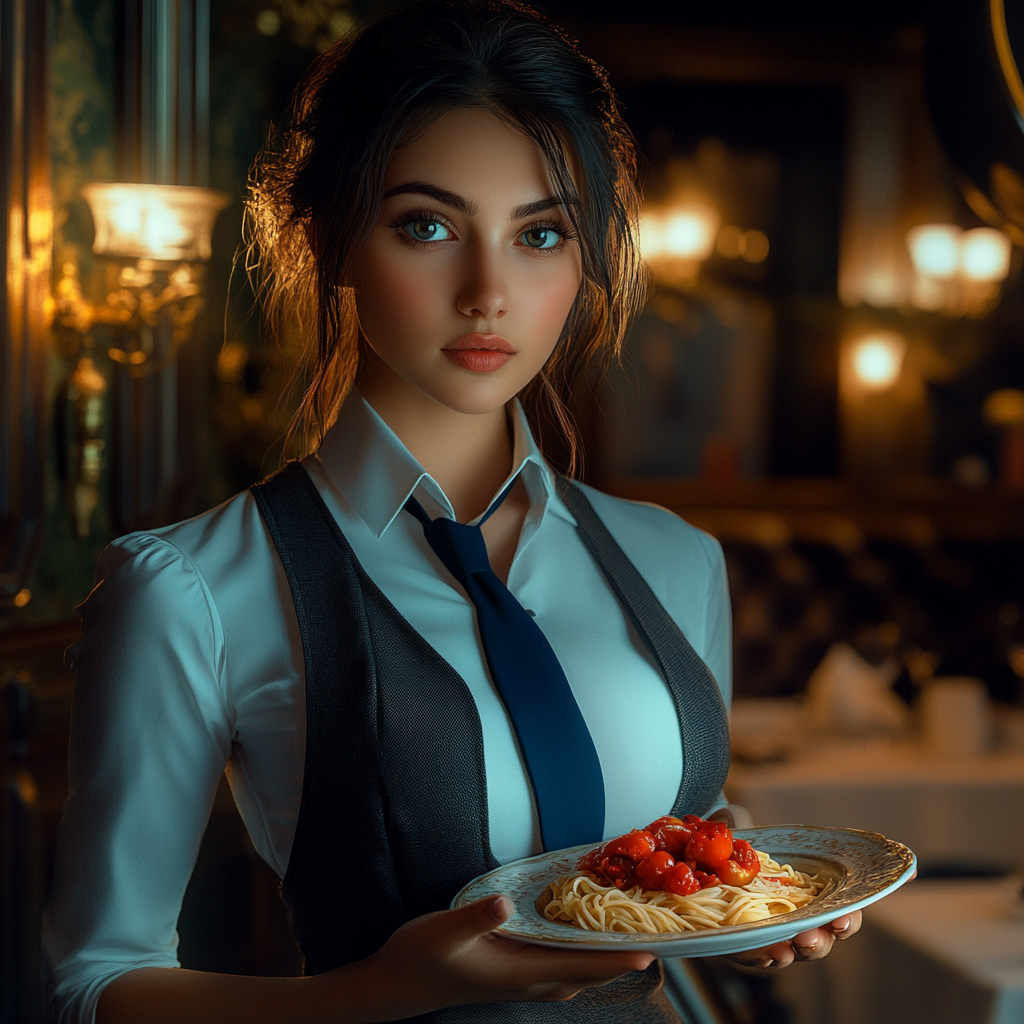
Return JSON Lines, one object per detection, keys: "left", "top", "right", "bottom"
{"left": 246, "top": 0, "right": 646, "bottom": 471}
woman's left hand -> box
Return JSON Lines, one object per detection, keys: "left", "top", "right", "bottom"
{"left": 727, "top": 911, "right": 862, "bottom": 968}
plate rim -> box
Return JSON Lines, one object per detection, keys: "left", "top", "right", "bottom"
{"left": 451, "top": 824, "right": 917, "bottom": 956}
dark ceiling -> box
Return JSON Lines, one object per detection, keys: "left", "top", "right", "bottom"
{"left": 537, "top": 0, "right": 931, "bottom": 31}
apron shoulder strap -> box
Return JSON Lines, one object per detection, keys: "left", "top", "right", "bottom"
{"left": 554, "top": 477, "right": 731, "bottom": 816}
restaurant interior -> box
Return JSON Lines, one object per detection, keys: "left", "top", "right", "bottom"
{"left": 2, "top": 1, "right": 1023, "bottom": 1022}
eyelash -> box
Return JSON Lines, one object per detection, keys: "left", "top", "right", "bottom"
{"left": 387, "top": 210, "right": 577, "bottom": 252}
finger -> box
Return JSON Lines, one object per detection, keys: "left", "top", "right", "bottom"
{"left": 728, "top": 941, "right": 791, "bottom": 968}
{"left": 830, "top": 911, "right": 862, "bottom": 939}
{"left": 728, "top": 946, "right": 776, "bottom": 968}
{"left": 445, "top": 894, "right": 513, "bottom": 945}
{"left": 789, "top": 927, "right": 835, "bottom": 961}
{"left": 488, "top": 936, "right": 654, "bottom": 983}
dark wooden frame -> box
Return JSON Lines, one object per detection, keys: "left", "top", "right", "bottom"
{"left": 0, "top": 0, "right": 51, "bottom": 611}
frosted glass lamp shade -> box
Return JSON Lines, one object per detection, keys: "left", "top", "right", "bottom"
{"left": 82, "top": 183, "right": 230, "bottom": 261}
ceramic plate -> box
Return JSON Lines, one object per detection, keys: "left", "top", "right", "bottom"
{"left": 451, "top": 825, "right": 916, "bottom": 958}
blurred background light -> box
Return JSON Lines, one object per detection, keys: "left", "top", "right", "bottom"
{"left": 906, "top": 224, "right": 961, "bottom": 279}
{"left": 716, "top": 224, "right": 744, "bottom": 259}
{"left": 959, "top": 227, "right": 1012, "bottom": 282}
{"left": 82, "top": 183, "right": 230, "bottom": 261}
{"left": 983, "top": 387, "right": 1024, "bottom": 428}
{"left": 638, "top": 211, "right": 665, "bottom": 260}
{"left": 662, "top": 206, "right": 719, "bottom": 260}
{"left": 742, "top": 229, "right": 770, "bottom": 264}
{"left": 851, "top": 332, "right": 906, "bottom": 391}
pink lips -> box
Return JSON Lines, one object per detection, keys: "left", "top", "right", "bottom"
{"left": 442, "top": 333, "right": 515, "bottom": 373}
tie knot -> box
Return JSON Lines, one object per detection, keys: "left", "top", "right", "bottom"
{"left": 423, "top": 517, "right": 491, "bottom": 583}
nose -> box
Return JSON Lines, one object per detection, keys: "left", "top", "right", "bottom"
{"left": 456, "top": 244, "right": 508, "bottom": 320}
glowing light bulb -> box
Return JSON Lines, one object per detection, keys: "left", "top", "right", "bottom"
{"left": 959, "top": 227, "right": 1012, "bottom": 282}
{"left": 663, "top": 206, "right": 718, "bottom": 261}
{"left": 906, "top": 224, "right": 961, "bottom": 279}
{"left": 851, "top": 333, "right": 905, "bottom": 391}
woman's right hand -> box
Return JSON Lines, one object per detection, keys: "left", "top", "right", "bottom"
{"left": 352, "top": 894, "right": 654, "bottom": 1017}
{"left": 97, "top": 895, "right": 652, "bottom": 1024}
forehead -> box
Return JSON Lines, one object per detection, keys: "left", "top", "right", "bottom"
{"left": 383, "top": 106, "right": 556, "bottom": 206}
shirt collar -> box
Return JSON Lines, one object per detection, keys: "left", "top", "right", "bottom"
{"left": 315, "top": 393, "right": 572, "bottom": 538}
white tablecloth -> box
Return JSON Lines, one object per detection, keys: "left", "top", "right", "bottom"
{"left": 773, "top": 878, "right": 1024, "bottom": 1024}
{"left": 726, "top": 738, "right": 1024, "bottom": 871}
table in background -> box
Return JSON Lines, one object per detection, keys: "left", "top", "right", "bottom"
{"left": 773, "top": 877, "right": 1024, "bottom": 1024}
{"left": 726, "top": 738, "right": 1024, "bottom": 872}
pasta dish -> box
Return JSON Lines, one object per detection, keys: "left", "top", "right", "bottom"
{"left": 539, "top": 815, "right": 824, "bottom": 934}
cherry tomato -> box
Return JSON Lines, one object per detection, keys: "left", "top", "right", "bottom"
{"left": 661, "top": 861, "right": 700, "bottom": 896}
{"left": 717, "top": 839, "right": 761, "bottom": 887}
{"left": 635, "top": 851, "right": 676, "bottom": 890}
{"left": 576, "top": 845, "right": 604, "bottom": 873}
{"left": 652, "top": 821, "right": 697, "bottom": 856}
{"left": 645, "top": 815, "right": 683, "bottom": 833}
{"left": 599, "top": 854, "right": 636, "bottom": 887}
{"left": 685, "top": 821, "right": 733, "bottom": 869}
{"left": 603, "top": 829, "right": 657, "bottom": 862}
{"left": 694, "top": 870, "right": 720, "bottom": 889}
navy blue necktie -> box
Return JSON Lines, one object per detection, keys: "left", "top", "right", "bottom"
{"left": 405, "top": 483, "right": 605, "bottom": 851}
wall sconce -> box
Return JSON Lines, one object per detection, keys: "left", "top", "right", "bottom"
{"left": 850, "top": 332, "right": 907, "bottom": 392}
{"left": 906, "top": 223, "right": 1013, "bottom": 315}
{"left": 640, "top": 201, "right": 720, "bottom": 288}
{"left": 53, "top": 182, "right": 229, "bottom": 538}
{"left": 840, "top": 329, "right": 929, "bottom": 479}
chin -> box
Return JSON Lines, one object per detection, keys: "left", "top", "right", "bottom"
{"left": 424, "top": 375, "right": 527, "bottom": 417}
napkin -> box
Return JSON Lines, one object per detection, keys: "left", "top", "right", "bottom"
{"left": 804, "top": 642, "right": 910, "bottom": 736}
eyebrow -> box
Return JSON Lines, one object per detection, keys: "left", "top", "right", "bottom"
{"left": 382, "top": 181, "right": 563, "bottom": 221}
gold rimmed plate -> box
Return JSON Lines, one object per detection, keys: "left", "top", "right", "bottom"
{"left": 451, "top": 825, "right": 916, "bottom": 958}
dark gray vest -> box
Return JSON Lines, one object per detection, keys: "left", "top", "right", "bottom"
{"left": 251, "top": 462, "right": 730, "bottom": 1022}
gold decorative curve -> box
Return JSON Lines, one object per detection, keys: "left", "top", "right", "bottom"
{"left": 991, "top": 0, "right": 1024, "bottom": 122}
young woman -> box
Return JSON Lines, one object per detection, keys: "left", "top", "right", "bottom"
{"left": 44, "top": 3, "right": 860, "bottom": 1022}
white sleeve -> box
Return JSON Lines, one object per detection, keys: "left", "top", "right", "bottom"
{"left": 42, "top": 533, "right": 232, "bottom": 1024}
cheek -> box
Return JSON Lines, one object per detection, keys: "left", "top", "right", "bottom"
{"left": 520, "top": 264, "right": 582, "bottom": 342}
{"left": 354, "top": 248, "right": 444, "bottom": 340}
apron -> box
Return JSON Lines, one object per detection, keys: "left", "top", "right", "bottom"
{"left": 251, "top": 461, "right": 730, "bottom": 1022}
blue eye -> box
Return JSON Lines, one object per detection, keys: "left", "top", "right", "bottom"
{"left": 520, "top": 226, "right": 561, "bottom": 250}
{"left": 401, "top": 218, "right": 451, "bottom": 242}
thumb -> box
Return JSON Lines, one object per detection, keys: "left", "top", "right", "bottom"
{"left": 445, "top": 894, "right": 513, "bottom": 943}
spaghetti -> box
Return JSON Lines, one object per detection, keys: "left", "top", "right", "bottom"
{"left": 540, "top": 849, "right": 825, "bottom": 934}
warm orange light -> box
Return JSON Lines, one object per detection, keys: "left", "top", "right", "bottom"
{"left": 959, "top": 227, "right": 1012, "bottom": 282}
{"left": 640, "top": 203, "right": 719, "bottom": 265}
{"left": 638, "top": 211, "right": 666, "bottom": 260}
{"left": 850, "top": 333, "right": 905, "bottom": 391}
{"left": 663, "top": 207, "right": 718, "bottom": 260}
{"left": 82, "top": 183, "right": 230, "bottom": 261}
{"left": 741, "top": 229, "right": 770, "bottom": 264}
{"left": 983, "top": 388, "right": 1024, "bottom": 427}
{"left": 716, "top": 225, "right": 744, "bottom": 259}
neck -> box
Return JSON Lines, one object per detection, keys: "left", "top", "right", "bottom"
{"left": 358, "top": 371, "right": 515, "bottom": 524}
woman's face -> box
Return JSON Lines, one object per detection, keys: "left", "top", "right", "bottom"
{"left": 351, "top": 106, "right": 583, "bottom": 418}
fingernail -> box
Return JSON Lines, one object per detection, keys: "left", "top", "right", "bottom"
{"left": 833, "top": 920, "right": 850, "bottom": 936}
{"left": 794, "top": 942, "right": 818, "bottom": 956}
{"left": 490, "top": 895, "right": 511, "bottom": 921}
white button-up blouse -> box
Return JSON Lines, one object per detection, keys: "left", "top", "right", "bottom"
{"left": 43, "top": 395, "right": 731, "bottom": 1024}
